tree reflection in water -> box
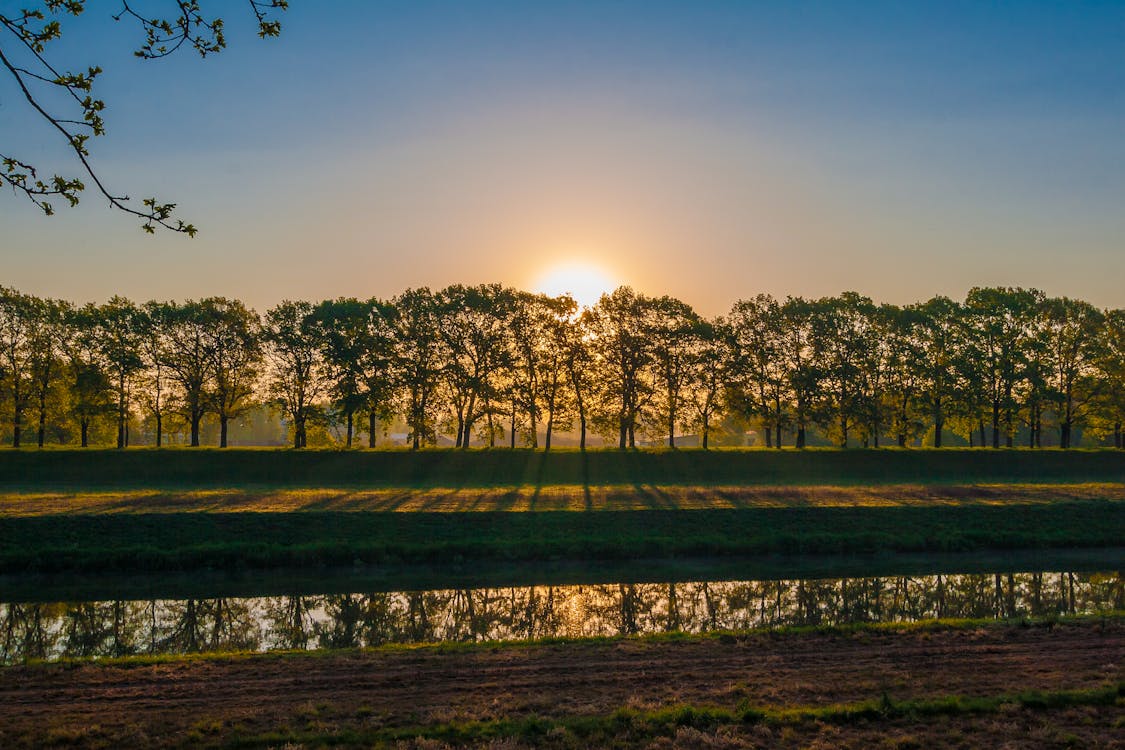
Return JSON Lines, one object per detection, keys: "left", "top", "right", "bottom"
{"left": 2, "top": 571, "right": 1120, "bottom": 663}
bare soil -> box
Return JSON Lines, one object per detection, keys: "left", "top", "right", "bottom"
{"left": 0, "top": 621, "right": 1121, "bottom": 748}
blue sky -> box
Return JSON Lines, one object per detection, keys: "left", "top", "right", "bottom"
{"left": 2, "top": 1, "right": 1123, "bottom": 313}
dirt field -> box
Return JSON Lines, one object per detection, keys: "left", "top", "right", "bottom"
{"left": 1, "top": 621, "right": 1121, "bottom": 748}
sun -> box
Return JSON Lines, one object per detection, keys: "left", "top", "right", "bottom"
{"left": 532, "top": 262, "right": 618, "bottom": 309}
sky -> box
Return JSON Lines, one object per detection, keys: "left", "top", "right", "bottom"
{"left": 1, "top": 1, "right": 1123, "bottom": 316}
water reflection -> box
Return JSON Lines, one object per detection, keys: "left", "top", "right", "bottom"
{"left": 2, "top": 571, "right": 1119, "bottom": 664}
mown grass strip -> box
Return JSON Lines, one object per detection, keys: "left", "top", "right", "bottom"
{"left": 4, "top": 447, "right": 1125, "bottom": 490}
{"left": 4, "top": 482, "right": 1125, "bottom": 517}
{"left": 1, "top": 501, "right": 1121, "bottom": 574}
{"left": 221, "top": 683, "right": 1125, "bottom": 748}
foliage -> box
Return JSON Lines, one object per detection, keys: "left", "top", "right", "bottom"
{"left": 0, "top": 1, "right": 287, "bottom": 232}
{"left": 1, "top": 283, "right": 1123, "bottom": 450}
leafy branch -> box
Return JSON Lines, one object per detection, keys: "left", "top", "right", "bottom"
{"left": 0, "top": 1, "right": 287, "bottom": 235}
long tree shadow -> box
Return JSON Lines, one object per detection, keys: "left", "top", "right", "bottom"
{"left": 583, "top": 452, "right": 593, "bottom": 511}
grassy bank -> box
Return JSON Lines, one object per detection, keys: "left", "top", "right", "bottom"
{"left": 2, "top": 447, "right": 1124, "bottom": 489}
{"left": 5, "top": 547, "right": 1120, "bottom": 602}
{"left": 1, "top": 501, "right": 1122, "bottom": 574}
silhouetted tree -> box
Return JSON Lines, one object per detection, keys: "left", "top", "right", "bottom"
{"left": 263, "top": 300, "right": 324, "bottom": 448}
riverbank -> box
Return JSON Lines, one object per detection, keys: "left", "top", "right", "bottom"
{"left": 2, "top": 500, "right": 1121, "bottom": 574}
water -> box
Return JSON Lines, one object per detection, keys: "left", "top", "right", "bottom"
{"left": 1, "top": 570, "right": 1119, "bottom": 663}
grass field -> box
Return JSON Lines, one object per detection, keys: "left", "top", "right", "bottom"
{"left": 0, "top": 493, "right": 1121, "bottom": 575}
{"left": 1, "top": 449, "right": 1121, "bottom": 575}
{"left": 3, "top": 446, "right": 1124, "bottom": 489}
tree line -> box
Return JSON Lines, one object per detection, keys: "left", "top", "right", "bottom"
{"left": 1, "top": 284, "right": 1123, "bottom": 450}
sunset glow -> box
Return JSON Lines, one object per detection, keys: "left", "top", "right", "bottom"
{"left": 533, "top": 262, "right": 618, "bottom": 309}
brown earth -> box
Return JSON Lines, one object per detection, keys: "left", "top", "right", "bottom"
{"left": 2, "top": 482, "right": 1125, "bottom": 515}
{"left": 0, "top": 621, "right": 1121, "bottom": 748}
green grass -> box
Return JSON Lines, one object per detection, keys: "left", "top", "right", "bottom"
{"left": 2, "top": 449, "right": 1121, "bottom": 575}
{"left": 3, "top": 447, "right": 1124, "bottom": 489}
{"left": 220, "top": 683, "right": 1125, "bottom": 748}
{"left": 1, "top": 501, "right": 1121, "bottom": 574}
{"left": 24, "top": 612, "right": 1120, "bottom": 670}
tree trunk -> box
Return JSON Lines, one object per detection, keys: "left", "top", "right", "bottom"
{"left": 979, "top": 420, "right": 986, "bottom": 449}
{"left": 1061, "top": 421, "right": 1071, "bottom": 450}
{"left": 897, "top": 433, "right": 906, "bottom": 447}
{"left": 369, "top": 409, "right": 378, "bottom": 448}
{"left": 190, "top": 413, "right": 201, "bottom": 447}
{"left": 294, "top": 417, "right": 303, "bottom": 449}
{"left": 667, "top": 394, "right": 676, "bottom": 449}
{"left": 775, "top": 422, "right": 782, "bottom": 450}
{"left": 220, "top": 415, "right": 229, "bottom": 448}
{"left": 1115, "top": 421, "right": 1122, "bottom": 449}
{"left": 934, "top": 415, "right": 943, "bottom": 448}
{"left": 509, "top": 404, "right": 516, "bottom": 449}
{"left": 763, "top": 420, "right": 773, "bottom": 448}
{"left": 155, "top": 413, "right": 162, "bottom": 448}
{"left": 117, "top": 374, "right": 126, "bottom": 450}
{"left": 618, "top": 419, "right": 627, "bottom": 450}
{"left": 701, "top": 414, "right": 710, "bottom": 450}
{"left": 37, "top": 393, "right": 47, "bottom": 448}
{"left": 579, "top": 414, "right": 587, "bottom": 451}
{"left": 346, "top": 411, "right": 353, "bottom": 448}
{"left": 528, "top": 401, "right": 538, "bottom": 450}
{"left": 80, "top": 419, "right": 89, "bottom": 447}
{"left": 991, "top": 403, "right": 1000, "bottom": 449}
{"left": 544, "top": 411, "right": 553, "bottom": 452}
{"left": 796, "top": 425, "right": 806, "bottom": 449}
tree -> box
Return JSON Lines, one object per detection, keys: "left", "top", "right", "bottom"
{"left": 564, "top": 310, "right": 596, "bottom": 451}
{"left": 206, "top": 298, "right": 262, "bottom": 448}
{"left": 89, "top": 296, "right": 145, "bottom": 448}
{"left": 726, "top": 294, "right": 787, "bottom": 448}
{"left": 776, "top": 297, "right": 819, "bottom": 448}
{"left": 436, "top": 284, "right": 514, "bottom": 448}
{"left": 586, "top": 287, "right": 656, "bottom": 449}
{"left": 263, "top": 301, "right": 325, "bottom": 449}
{"left": 161, "top": 300, "right": 214, "bottom": 447}
{"left": 26, "top": 295, "right": 73, "bottom": 447}
{"left": 912, "top": 296, "right": 963, "bottom": 448}
{"left": 312, "top": 298, "right": 373, "bottom": 449}
{"left": 649, "top": 295, "right": 703, "bottom": 449}
{"left": 1042, "top": 297, "right": 1104, "bottom": 448}
{"left": 357, "top": 299, "right": 399, "bottom": 448}
{"left": 810, "top": 293, "right": 876, "bottom": 448}
{"left": 137, "top": 301, "right": 174, "bottom": 446}
{"left": 393, "top": 289, "right": 444, "bottom": 450}
{"left": 508, "top": 291, "right": 576, "bottom": 450}
{"left": 1093, "top": 310, "right": 1125, "bottom": 448}
{"left": 63, "top": 305, "right": 113, "bottom": 447}
{"left": 684, "top": 318, "right": 727, "bottom": 449}
{"left": 0, "top": 287, "right": 36, "bottom": 446}
{"left": 1, "top": 1, "right": 287, "bottom": 233}
{"left": 962, "top": 287, "right": 1043, "bottom": 448}
{"left": 878, "top": 304, "right": 925, "bottom": 448}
